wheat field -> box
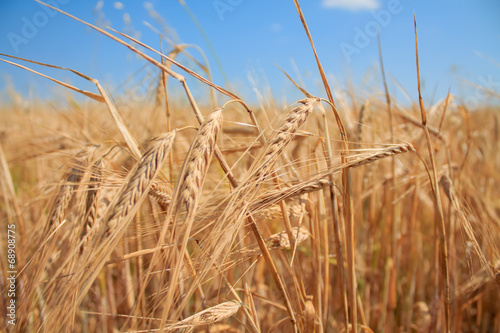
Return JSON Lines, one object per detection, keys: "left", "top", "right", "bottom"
{"left": 1, "top": 2, "right": 499, "bottom": 333}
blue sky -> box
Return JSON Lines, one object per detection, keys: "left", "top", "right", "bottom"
{"left": 0, "top": 0, "right": 499, "bottom": 108}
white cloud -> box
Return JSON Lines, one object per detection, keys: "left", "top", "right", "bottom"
{"left": 322, "top": 0, "right": 380, "bottom": 11}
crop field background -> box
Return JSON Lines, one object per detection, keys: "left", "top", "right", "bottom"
{"left": 0, "top": 1, "right": 499, "bottom": 332}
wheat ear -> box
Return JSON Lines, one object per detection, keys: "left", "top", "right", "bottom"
{"left": 42, "top": 131, "right": 176, "bottom": 331}
{"left": 202, "top": 99, "right": 316, "bottom": 331}
{"left": 146, "top": 109, "right": 223, "bottom": 329}
{"left": 164, "top": 301, "right": 240, "bottom": 332}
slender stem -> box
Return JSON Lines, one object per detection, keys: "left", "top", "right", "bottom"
{"left": 378, "top": 33, "right": 398, "bottom": 329}
{"left": 414, "top": 14, "right": 450, "bottom": 333}
{"left": 321, "top": 107, "right": 349, "bottom": 329}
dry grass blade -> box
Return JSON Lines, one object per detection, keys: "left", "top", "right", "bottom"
{"left": 277, "top": 65, "right": 314, "bottom": 98}
{"left": 0, "top": 143, "right": 15, "bottom": 198}
{"left": 0, "top": 53, "right": 142, "bottom": 160}
{"left": 16, "top": 147, "right": 93, "bottom": 328}
{"left": 0, "top": 54, "right": 104, "bottom": 102}
{"left": 292, "top": 0, "right": 334, "bottom": 105}
{"left": 303, "top": 296, "right": 316, "bottom": 333}
{"left": 378, "top": 32, "right": 399, "bottom": 330}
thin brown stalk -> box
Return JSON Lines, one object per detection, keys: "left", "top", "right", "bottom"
{"left": 0, "top": 55, "right": 104, "bottom": 103}
{"left": 437, "top": 89, "right": 451, "bottom": 135}
{"left": 318, "top": 102, "right": 349, "bottom": 329}
{"left": 414, "top": 14, "right": 450, "bottom": 333}
{"left": 378, "top": 33, "right": 399, "bottom": 326}
{"left": 159, "top": 40, "right": 174, "bottom": 184}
